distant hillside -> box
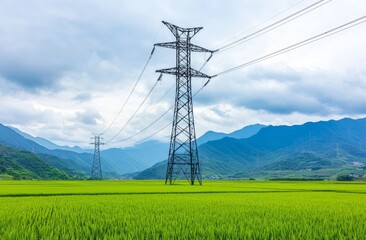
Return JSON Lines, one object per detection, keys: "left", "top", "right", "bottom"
{"left": 1, "top": 122, "right": 266, "bottom": 177}
{"left": 0, "top": 145, "right": 71, "bottom": 180}
{"left": 101, "top": 140, "right": 169, "bottom": 175}
{"left": 102, "top": 125, "right": 263, "bottom": 176}
{"left": 10, "top": 126, "right": 91, "bottom": 153}
{"left": 228, "top": 124, "right": 265, "bottom": 139}
{"left": 0, "top": 123, "right": 120, "bottom": 178}
{"left": 101, "top": 124, "right": 263, "bottom": 176}
{"left": 2, "top": 123, "right": 170, "bottom": 177}
{"left": 135, "top": 118, "right": 366, "bottom": 180}
{"left": 196, "top": 124, "right": 264, "bottom": 145}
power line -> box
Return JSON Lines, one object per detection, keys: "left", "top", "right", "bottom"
{"left": 158, "top": 15, "right": 366, "bottom": 149}
{"left": 110, "top": 107, "right": 173, "bottom": 144}
{"left": 197, "top": 0, "right": 330, "bottom": 73}
{"left": 109, "top": 82, "right": 175, "bottom": 144}
{"left": 105, "top": 11, "right": 366, "bottom": 147}
{"left": 156, "top": 83, "right": 175, "bottom": 103}
{"left": 105, "top": 74, "right": 162, "bottom": 144}
{"left": 100, "top": 24, "right": 165, "bottom": 136}
{"left": 212, "top": 15, "right": 366, "bottom": 77}
{"left": 101, "top": 46, "right": 156, "bottom": 135}
{"left": 114, "top": 82, "right": 209, "bottom": 145}
{"left": 216, "top": 0, "right": 332, "bottom": 53}
{"left": 134, "top": 121, "right": 172, "bottom": 145}
{"left": 109, "top": 100, "right": 174, "bottom": 144}
{"left": 215, "top": 0, "right": 308, "bottom": 49}
{"left": 198, "top": 52, "right": 214, "bottom": 72}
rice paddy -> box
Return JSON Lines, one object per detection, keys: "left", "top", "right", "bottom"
{"left": 0, "top": 180, "right": 365, "bottom": 239}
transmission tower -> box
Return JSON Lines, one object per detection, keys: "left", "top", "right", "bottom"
{"left": 155, "top": 21, "right": 213, "bottom": 185}
{"left": 90, "top": 134, "right": 104, "bottom": 180}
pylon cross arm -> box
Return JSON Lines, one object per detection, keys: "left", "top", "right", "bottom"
{"left": 156, "top": 67, "right": 177, "bottom": 75}
{"left": 189, "top": 43, "right": 213, "bottom": 53}
{"left": 156, "top": 67, "right": 211, "bottom": 78}
{"left": 155, "top": 42, "right": 176, "bottom": 49}
{"left": 155, "top": 42, "right": 213, "bottom": 53}
{"left": 190, "top": 68, "right": 211, "bottom": 78}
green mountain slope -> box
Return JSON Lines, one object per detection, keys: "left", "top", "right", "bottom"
{"left": 0, "top": 145, "right": 71, "bottom": 180}
{"left": 196, "top": 124, "right": 264, "bottom": 145}
{"left": 2, "top": 123, "right": 264, "bottom": 177}
{"left": 135, "top": 118, "right": 366, "bottom": 180}
{"left": 10, "top": 126, "right": 91, "bottom": 153}
{"left": 0, "top": 123, "right": 120, "bottom": 178}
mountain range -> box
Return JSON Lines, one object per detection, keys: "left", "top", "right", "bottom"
{"left": 0, "top": 122, "right": 263, "bottom": 179}
{"left": 0, "top": 144, "right": 72, "bottom": 180}
{"left": 197, "top": 124, "right": 264, "bottom": 145}
{"left": 101, "top": 124, "right": 264, "bottom": 175}
{"left": 10, "top": 126, "right": 90, "bottom": 153}
{"left": 135, "top": 118, "right": 366, "bottom": 180}
{"left": 0, "top": 123, "right": 121, "bottom": 179}
{"left": 2, "top": 118, "right": 366, "bottom": 181}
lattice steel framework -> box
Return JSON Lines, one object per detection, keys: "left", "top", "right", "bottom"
{"left": 155, "top": 21, "right": 213, "bottom": 185}
{"left": 90, "top": 134, "right": 104, "bottom": 180}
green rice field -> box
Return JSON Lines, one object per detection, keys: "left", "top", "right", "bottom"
{"left": 0, "top": 180, "right": 365, "bottom": 239}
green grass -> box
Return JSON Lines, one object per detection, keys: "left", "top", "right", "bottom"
{"left": 0, "top": 180, "right": 365, "bottom": 239}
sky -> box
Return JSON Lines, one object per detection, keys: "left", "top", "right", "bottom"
{"left": 0, "top": 0, "right": 366, "bottom": 147}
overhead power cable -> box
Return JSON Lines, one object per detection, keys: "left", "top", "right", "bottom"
{"left": 134, "top": 121, "right": 172, "bottom": 145}
{"left": 156, "top": 83, "right": 175, "bottom": 103}
{"left": 212, "top": 15, "right": 366, "bottom": 77}
{"left": 101, "top": 24, "right": 164, "bottom": 135}
{"left": 107, "top": 14, "right": 366, "bottom": 146}
{"left": 109, "top": 82, "right": 175, "bottom": 144}
{"left": 108, "top": 14, "right": 366, "bottom": 146}
{"left": 198, "top": 0, "right": 331, "bottom": 72}
{"left": 110, "top": 102, "right": 174, "bottom": 144}
{"left": 101, "top": 46, "right": 156, "bottom": 135}
{"left": 112, "top": 81, "right": 210, "bottom": 145}
{"left": 105, "top": 73, "right": 162, "bottom": 144}
{"left": 216, "top": 0, "right": 332, "bottom": 53}
{"left": 216, "top": 0, "right": 307, "bottom": 49}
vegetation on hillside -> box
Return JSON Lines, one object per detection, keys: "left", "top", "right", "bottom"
{"left": 0, "top": 145, "right": 71, "bottom": 180}
{"left": 136, "top": 118, "right": 366, "bottom": 180}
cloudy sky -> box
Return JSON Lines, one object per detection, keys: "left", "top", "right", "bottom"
{"left": 1, "top": 0, "right": 366, "bottom": 147}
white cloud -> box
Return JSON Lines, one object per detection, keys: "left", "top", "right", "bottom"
{"left": 0, "top": 0, "right": 366, "bottom": 147}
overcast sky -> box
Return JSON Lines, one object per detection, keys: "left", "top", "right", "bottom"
{"left": 1, "top": 0, "right": 366, "bottom": 147}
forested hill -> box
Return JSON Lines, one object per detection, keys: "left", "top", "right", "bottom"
{"left": 0, "top": 123, "right": 120, "bottom": 178}
{"left": 135, "top": 118, "right": 366, "bottom": 180}
{"left": 0, "top": 144, "right": 71, "bottom": 180}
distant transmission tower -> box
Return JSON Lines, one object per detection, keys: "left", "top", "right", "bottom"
{"left": 90, "top": 134, "right": 104, "bottom": 180}
{"left": 155, "top": 21, "right": 213, "bottom": 185}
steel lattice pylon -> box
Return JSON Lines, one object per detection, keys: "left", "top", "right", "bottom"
{"left": 90, "top": 134, "right": 104, "bottom": 180}
{"left": 155, "top": 21, "right": 213, "bottom": 185}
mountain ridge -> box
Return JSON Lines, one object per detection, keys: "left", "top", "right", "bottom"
{"left": 0, "top": 123, "right": 99, "bottom": 178}
{"left": 197, "top": 124, "right": 265, "bottom": 145}
{"left": 1, "top": 123, "right": 265, "bottom": 176}
{"left": 0, "top": 144, "right": 72, "bottom": 180}
{"left": 135, "top": 117, "right": 366, "bottom": 180}
{"left": 9, "top": 126, "right": 91, "bottom": 153}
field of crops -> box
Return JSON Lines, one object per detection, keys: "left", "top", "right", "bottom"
{"left": 0, "top": 180, "right": 365, "bottom": 239}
